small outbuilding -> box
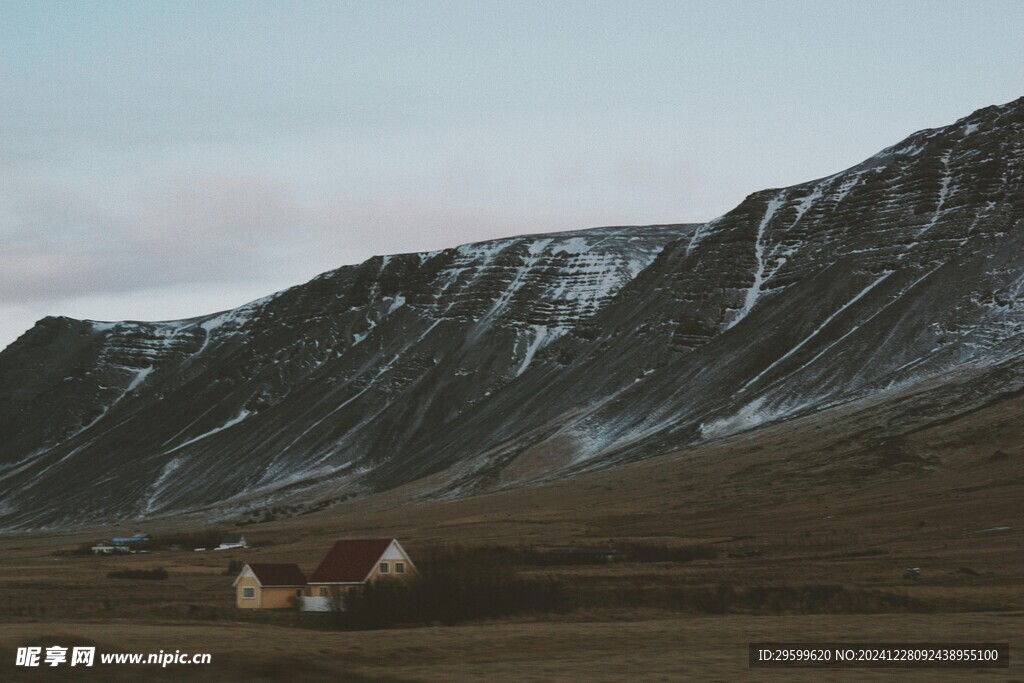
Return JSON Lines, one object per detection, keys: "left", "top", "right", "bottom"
{"left": 216, "top": 534, "right": 247, "bottom": 550}
{"left": 233, "top": 563, "right": 308, "bottom": 609}
{"left": 111, "top": 532, "right": 151, "bottom": 546}
{"left": 91, "top": 541, "right": 128, "bottom": 555}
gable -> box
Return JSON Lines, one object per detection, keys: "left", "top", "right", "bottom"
{"left": 232, "top": 565, "right": 257, "bottom": 587}
{"left": 379, "top": 540, "right": 415, "bottom": 571}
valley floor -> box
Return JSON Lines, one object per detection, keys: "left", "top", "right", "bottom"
{"left": 1, "top": 385, "right": 1021, "bottom": 681}
{"left": 1, "top": 612, "right": 1021, "bottom": 682}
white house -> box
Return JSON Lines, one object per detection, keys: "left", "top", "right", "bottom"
{"left": 91, "top": 541, "right": 129, "bottom": 554}
{"left": 215, "top": 534, "right": 248, "bottom": 550}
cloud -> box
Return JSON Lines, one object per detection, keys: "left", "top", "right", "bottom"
{"left": 0, "top": 125, "right": 723, "bottom": 356}
{"left": 0, "top": 171, "right": 554, "bottom": 307}
{"left": 0, "top": 174, "right": 296, "bottom": 303}
{"left": 0, "top": 168, "right": 566, "bottom": 349}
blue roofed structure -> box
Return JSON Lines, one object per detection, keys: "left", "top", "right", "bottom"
{"left": 111, "top": 532, "right": 151, "bottom": 545}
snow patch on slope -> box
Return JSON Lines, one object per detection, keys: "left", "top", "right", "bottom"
{"left": 699, "top": 398, "right": 771, "bottom": 439}
{"left": 550, "top": 237, "right": 590, "bottom": 255}
{"left": 387, "top": 294, "right": 406, "bottom": 314}
{"left": 516, "top": 324, "right": 553, "bottom": 377}
{"left": 142, "top": 457, "right": 186, "bottom": 514}
{"left": 915, "top": 151, "right": 954, "bottom": 238}
{"left": 729, "top": 192, "right": 785, "bottom": 329}
{"left": 164, "top": 409, "right": 252, "bottom": 454}
{"left": 69, "top": 365, "right": 154, "bottom": 439}
{"left": 126, "top": 365, "right": 153, "bottom": 391}
{"left": 740, "top": 271, "right": 894, "bottom": 392}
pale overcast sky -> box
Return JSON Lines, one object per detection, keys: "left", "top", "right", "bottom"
{"left": 2, "top": 0, "right": 1023, "bottom": 350}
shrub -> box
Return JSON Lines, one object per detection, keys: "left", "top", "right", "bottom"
{"left": 620, "top": 543, "right": 717, "bottom": 563}
{"left": 107, "top": 567, "right": 168, "bottom": 580}
{"left": 525, "top": 542, "right": 717, "bottom": 566}
{"left": 147, "top": 532, "right": 225, "bottom": 551}
{"left": 52, "top": 542, "right": 98, "bottom": 557}
{"left": 331, "top": 545, "right": 565, "bottom": 630}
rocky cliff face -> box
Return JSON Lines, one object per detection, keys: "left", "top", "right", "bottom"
{"left": 3, "top": 97, "right": 1024, "bottom": 531}
{"left": 0, "top": 227, "right": 693, "bottom": 528}
{"left": 378, "top": 97, "right": 1024, "bottom": 496}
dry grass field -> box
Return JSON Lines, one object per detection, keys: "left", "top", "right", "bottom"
{"left": 0, "top": 613, "right": 1020, "bottom": 682}
{"left": 1, "top": 384, "right": 1022, "bottom": 681}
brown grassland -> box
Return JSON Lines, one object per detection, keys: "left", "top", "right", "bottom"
{"left": 0, "top": 382, "right": 1021, "bottom": 681}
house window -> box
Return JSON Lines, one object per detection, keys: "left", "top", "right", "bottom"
{"left": 395, "top": 562, "right": 405, "bottom": 574}
{"left": 319, "top": 587, "right": 328, "bottom": 597}
{"left": 380, "top": 561, "right": 390, "bottom": 574}
{"left": 242, "top": 587, "right": 255, "bottom": 599}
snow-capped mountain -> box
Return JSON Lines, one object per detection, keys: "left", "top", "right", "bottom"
{"left": 3, "top": 97, "right": 1024, "bottom": 530}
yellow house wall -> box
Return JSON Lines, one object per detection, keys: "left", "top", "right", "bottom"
{"left": 367, "top": 558, "right": 415, "bottom": 582}
{"left": 259, "top": 586, "right": 304, "bottom": 609}
{"left": 236, "top": 577, "right": 305, "bottom": 609}
{"left": 236, "top": 576, "right": 261, "bottom": 609}
{"left": 308, "top": 584, "right": 360, "bottom": 600}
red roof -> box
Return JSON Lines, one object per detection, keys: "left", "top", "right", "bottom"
{"left": 308, "top": 539, "right": 395, "bottom": 583}
{"left": 246, "top": 563, "right": 307, "bottom": 586}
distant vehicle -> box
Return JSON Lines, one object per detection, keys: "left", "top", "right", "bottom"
{"left": 903, "top": 567, "right": 921, "bottom": 580}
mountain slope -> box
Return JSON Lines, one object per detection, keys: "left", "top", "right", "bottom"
{"left": 400, "top": 97, "right": 1024, "bottom": 491}
{"left": 0, "top": 227, "right": 693, "bottom": 529}
{"left": 3, "top": 97, "right": 1024, "bottom": 531}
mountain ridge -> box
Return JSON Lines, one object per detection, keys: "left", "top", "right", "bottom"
{"left": 0, "top": 224, "right": 697, "bottom": 529}
{"left": 2, "top": 96, "right": 1023, "bottom": 531}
